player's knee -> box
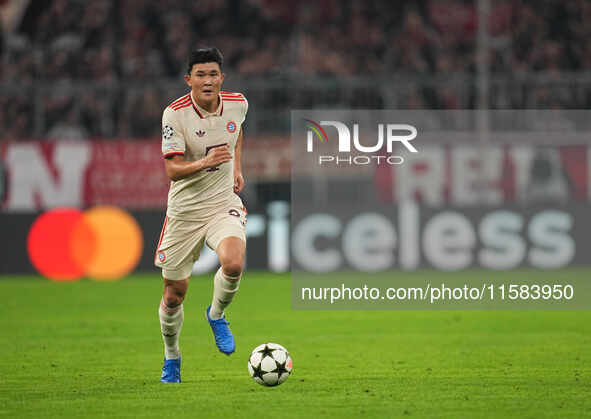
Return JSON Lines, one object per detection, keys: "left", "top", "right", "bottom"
{"left": 222, "top": 260, "right": 243, "bottom": 278}
{"left": 217, "top": 237, "right": 245, "bottom": 278}
{"left": 219, "top": 247, "right": 244, "bottom": 278}
{"left": 163, "top": 292, "right": 183, "bottom": 308}
{"left": 163, "top": 285, "right": 186, "bottom": 307}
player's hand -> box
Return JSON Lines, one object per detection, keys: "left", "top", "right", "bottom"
{"left": 202, "top": 145, "right": 232, "bottom": 169}
{"left": 234, "top": 172, "right": 245, "bottom": 194}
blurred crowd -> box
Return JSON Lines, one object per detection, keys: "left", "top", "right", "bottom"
{"left": 1, "top": 0, "right": 591, "bottom": 139}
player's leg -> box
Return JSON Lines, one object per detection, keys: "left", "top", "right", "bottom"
{"left": 154, "top": 216, "right": 204, "bottom": 381}
{"left": 204, "top": 207, "right": 247, "bottom": 354}
{"left": 159, "top": 278, "right": 188, "bottom": 361}
{"left": 158, "top": 277, "right": 186, "bottom": 383}
{"left": 209, "top": 236, "right": 245, "bottom": 320}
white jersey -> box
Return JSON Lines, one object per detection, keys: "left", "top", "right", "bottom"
{"left": 161, "top": 91, "right": 248, "bottom": 220}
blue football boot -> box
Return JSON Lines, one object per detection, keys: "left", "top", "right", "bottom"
{"left": 160, "top": 357, "right": 181, "bottom": 383}
{"left": 206, "top": 305, "right": 235, "bottom": 355}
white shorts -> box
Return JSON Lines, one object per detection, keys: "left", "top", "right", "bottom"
{"left": 154, "top": 206, "right": 247, "bottom": 280}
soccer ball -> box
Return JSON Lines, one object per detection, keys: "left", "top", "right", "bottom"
{"left": 247, "top": 343, "right": 293, "bottom": 386}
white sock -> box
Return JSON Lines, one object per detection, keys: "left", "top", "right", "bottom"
{"left": 159, "top": 299, "right": 184, "bottom": 360}
{"left": 209, "top": 267, "right": 241, "bottom": 320}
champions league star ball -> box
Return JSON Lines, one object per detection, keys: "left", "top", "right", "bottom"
{"left": 248, "top": 343, "right": 293, "bottom": 386}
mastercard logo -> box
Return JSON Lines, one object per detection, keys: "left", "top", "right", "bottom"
{"left": 27, "top": 206, "right": 143, "bottom": 281}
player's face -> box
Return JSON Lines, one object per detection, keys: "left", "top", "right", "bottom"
{"left": 185, "top": 62, "right": 225, "bottom": 106}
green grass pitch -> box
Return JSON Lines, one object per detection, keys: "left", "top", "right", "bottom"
{"left": 1, "top": 271, "right": 590, "bottom": 418}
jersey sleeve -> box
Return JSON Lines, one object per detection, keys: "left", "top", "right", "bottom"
{"left": 161, "top": 107, "right": 185, "bottom": 158}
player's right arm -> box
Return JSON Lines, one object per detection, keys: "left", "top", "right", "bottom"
{"left": 161, "top": 107, "right": 231, "bottom": 181}
{"left": 164, "top": 147, "right": 232, "bottom": 181}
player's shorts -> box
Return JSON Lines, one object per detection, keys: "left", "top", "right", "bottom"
{"left": 154, "top": 205, "right": 247, "bottom": 280}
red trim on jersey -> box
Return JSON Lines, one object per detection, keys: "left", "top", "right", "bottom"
{"left": 154, "top": 216, "right": 168, "bottom": 262}
{"left": 192, "top": 103, "right": 204, "bottom": 118}
{"left": 171, "top": 93, "right": 190, "bottom": 103}
{"left": 190, "top": 94, "right": 224, "bottom": 117}
{"left": 172, "top": 102, "right": 192, "bottom": 111}
{"left": 170, "top": 96, "right": 189, "bottom": 107}
{"left": 222, "top": 98, "right": 245, "bottom": 102}
{"left": 169, "top": 94, "right": 190, "bottom": 108}
{"left": 163, "top": 151, "right": 184, "bottom": 158}
{"left": 171, "top": 97, "right": 191, "bottom": 109}
{"left": 171, "top": 97, "right": 190, "bottom": 107}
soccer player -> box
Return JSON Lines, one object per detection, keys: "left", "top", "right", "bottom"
{"left": 154, "top": 47, "right": 248, "bottom": 383}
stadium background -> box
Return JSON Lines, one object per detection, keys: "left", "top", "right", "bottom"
{"left": 2, "top": 0, "right": 590, "bottom": 275}
{"left": 1, "top": 1, "right": 591, "bottom": 417}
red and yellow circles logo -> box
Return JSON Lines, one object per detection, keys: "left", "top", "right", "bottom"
{"left": 27, "top": 206, "right": 143, "bottom": 281}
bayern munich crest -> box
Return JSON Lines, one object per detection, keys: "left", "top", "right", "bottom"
{"left": 158, "top": 251, "right": 166, "bottom": 262}
{"left": 226, "top": 121, "right": 236, "bottom": 133}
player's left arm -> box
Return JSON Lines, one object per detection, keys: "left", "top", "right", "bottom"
{"left": 233, "top": 127, "right": 245, "bottom": 194}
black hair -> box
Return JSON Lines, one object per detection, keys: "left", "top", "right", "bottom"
{"left": 186, "top": 47, "right": 223, "bottom": 74}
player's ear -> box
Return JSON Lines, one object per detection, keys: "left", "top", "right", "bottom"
{"left": 220, "top": 73, "right": 225, "bottom": 84}
{"left": 184, "top": 73, "right": 191, "bottom": 87}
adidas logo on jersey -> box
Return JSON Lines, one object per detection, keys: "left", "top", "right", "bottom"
{"left": 195, "top": 130, "right": 206, "bottom": 137}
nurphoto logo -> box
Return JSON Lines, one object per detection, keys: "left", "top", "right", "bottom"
{"left": 304, "top": 119, "right": 418, "bottom": 166}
